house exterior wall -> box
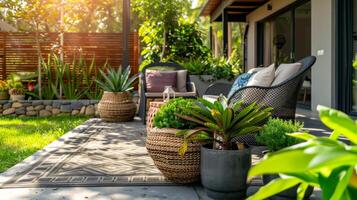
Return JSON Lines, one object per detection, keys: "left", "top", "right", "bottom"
{"left": 246, "top": 0, "right": 296, "bottom": 69}
{"left": 245, "top": 0, "right": 336, "bottom": 111}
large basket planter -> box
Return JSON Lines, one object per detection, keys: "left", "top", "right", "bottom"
{"left": 146, "top": 127, "right": 201, "bottom": 183}
{"left": 98, "top": 91, "right": 136, "bottom": 122}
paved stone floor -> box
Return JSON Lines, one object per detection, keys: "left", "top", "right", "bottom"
{"left": 0, "top": 109, "right": 326, "bottom": 200}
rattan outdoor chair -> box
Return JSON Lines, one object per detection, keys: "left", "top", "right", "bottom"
{"left": 138, "top": 62, "right": 197, "bottom": 123}
{"left": 204, "top": 56, "right": 317, "bottom": 145}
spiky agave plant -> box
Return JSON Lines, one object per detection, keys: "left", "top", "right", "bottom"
{"left": 176, "top": 96, "right": 272, "bottom": 155}
{"left": 96, "top": 66, "right": 138, "bottom": 92}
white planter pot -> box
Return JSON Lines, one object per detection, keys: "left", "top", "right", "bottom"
{"left": 189, "top": 75, "right": 233, "bottom": 97}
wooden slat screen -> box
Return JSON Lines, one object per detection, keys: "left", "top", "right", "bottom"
{"left": 0, "top": 32, "right": 139, "bottom": 80}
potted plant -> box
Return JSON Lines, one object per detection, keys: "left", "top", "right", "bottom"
{"left": 255, "top": 118, "right": 314, "bottom": 199}
{"left": 0, "top": 80, "right": 9, "bottom": 100}
{"left": 7, "top": 75, "right": 25, "bottom": 101}
{"left": 146, "top": 98, "right": 201, "bottom": 183}
{"left": 176, "top": 97, "right": 271, "bottom": 199}
{"left": 96, "top": 66, "right": 138, "bottom": 122}
{"left": 248, "top": 105, "right": 357, "bottom": 200}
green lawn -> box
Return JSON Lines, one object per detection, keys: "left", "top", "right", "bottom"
{"left": 0, "top": 116, "right": 89, "bottom": 173}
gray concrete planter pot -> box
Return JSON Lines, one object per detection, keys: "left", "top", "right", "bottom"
{"left": 201, "top": 145, "right": 251, "bottom": 199}
{"left": 263, "top": 174, "right": 314, "bottom": 199}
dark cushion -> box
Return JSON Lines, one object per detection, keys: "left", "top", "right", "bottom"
{"left": 227, "top": 72, "right": 256, "bottom": 99}
{"left": 146, "top": 71, "right": 177, "bottom": 92}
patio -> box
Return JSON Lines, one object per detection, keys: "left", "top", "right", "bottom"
{"left": 0, "top": 108, "right": 326, "bottom": 199}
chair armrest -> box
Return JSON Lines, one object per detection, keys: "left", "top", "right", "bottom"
{"left": 204, "top": 82, "right": 232, "bottom": 96}
{"left": 187, "top": 82, "right": 197, "bottom": 94}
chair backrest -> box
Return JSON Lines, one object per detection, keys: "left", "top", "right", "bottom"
{"left": 140, "top": 62, "right": 191, "bottom": 92}
{"left": 228, "top": 56, "right": 316, "bottom": 120}
{"left": 272, "top": 56, "right": 316, "bottom": 88}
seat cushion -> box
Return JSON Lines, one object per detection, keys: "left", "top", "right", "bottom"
{"left": 176, "top": 70, "right": 187, "bottom": 92}
{"left": 272, "top": 63, "right": 302, "bottom": 86}
{"left": 247, "top": 64, "right": 275, "bottom": 87}
{"left": 146, "top": 71, "right": 177, "bottom": 92}
{"left": 227, "top": 72, "right": 256, "bottom": 99}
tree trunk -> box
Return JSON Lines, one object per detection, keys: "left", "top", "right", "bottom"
{"left": 161, "top": 25, "right": 168, "bottom": 60}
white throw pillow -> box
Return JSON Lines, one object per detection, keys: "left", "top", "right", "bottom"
{"left": 272, "top": 63, "right": 302, "bottom": 86}
{"left": 248, "top": 67, "right": 265, "bottom": 74}
{"left": 246, "top": 64, "right": 275, "bottom": 87}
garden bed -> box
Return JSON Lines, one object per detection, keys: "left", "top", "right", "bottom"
{"left": 0, "top": 100, "right": 99, "bottom": 117}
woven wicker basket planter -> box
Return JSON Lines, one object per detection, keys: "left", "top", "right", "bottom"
{"left": 98, "top": 91, "right": 136, "bottom": 122}
{"left": 146, "top": 127, "right": 201, "bottom": 184}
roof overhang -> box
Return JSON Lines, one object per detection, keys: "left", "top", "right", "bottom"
{"left": 200, "top": 0, "right": 269, "bottom": 22}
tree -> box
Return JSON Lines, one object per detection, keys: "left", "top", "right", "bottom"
{"left": 133, "top": 0, "right": 190, "bottom": 59}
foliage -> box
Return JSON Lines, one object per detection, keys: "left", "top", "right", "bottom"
{"left": 139, "top": 19, "right": 210, "bottom": 70}
{"left": 176, "top": 97, "right": 272, "bottom": 155}
{"left": 166, "top": 19, "right": 210, "bottom": 61}
{"left": 248, "top": 105, "right": 357, "bottom": 200}
{"left": 0, "top": 81, "right": 8, "bottom": 92}
{"left": 179, "top": 51, "right": 243, "bottom": 81}
{"left": 153, "top": 98, "right": 197, "bottom": 129}
{"left": 96, "top": 66, "right": 138, "bottom": 92}
{"left": 7, "top": 74, "right": 24, "bottom": 95}
{"left": 134, "top": 0, "right": 190, "bottom": 59}
{"left": 256, "top": 118, "right": 304, "bottom": 152}
{"left": 0, "top": 115, "right": 88, "bottom": 172}
{"left": 0, "top": 0, "right": 124, "bottom": 33}
{"left": 28, "top": 53, "right": 105, "bottom": 100}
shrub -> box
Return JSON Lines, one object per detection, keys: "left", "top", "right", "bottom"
{"left": 153, "top": 98, "right": 197, "bottom": 129}
{"left": 256, "top": 118, "right": 304, "bottom": 152}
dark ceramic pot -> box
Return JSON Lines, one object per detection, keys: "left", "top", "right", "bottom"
{"left": 263, "top": 174, "right": 314, "bottom": 199}
{"left": 201, "top": 145, "right": 251, "bottom": 199}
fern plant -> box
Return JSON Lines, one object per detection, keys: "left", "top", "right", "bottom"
{"left": 176, "top": 96, "right": 272, "bottom": 155}
{"left": 96, "top": 66, "right": 138, "bottom": 92}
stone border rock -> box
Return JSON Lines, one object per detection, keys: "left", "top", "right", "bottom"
{"left": 0, "top": 100, "right": 99, "bottom": 117}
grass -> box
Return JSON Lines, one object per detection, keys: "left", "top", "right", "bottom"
{"left": 0, "top": 115, "right": 89, "bottom": 173}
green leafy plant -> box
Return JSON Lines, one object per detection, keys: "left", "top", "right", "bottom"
{"left": 256, "top": 118, "right": 304, "bottom": 152}
{"left": 179, "top": 51, "right": 243, "bottom": 81}
{"left": 176, "top": 97, "right": 272, "bottom": 155}
{"left": 153, "top": 98, "right": 197, "bottom": 129}
{"left": 248, "top": 105, "right": 357, "bottom": 200}
{"left": 96, "top": 66, "right": 138, "bottom": 92}
{"left": 0, "top": 80, "right": 8, "bottom": 92}
{"left": 7, "top": 74, "right": 25, "bottom": 95}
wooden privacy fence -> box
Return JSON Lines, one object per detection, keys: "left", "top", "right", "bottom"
{"left": 0, "top": 32, "right": 139, "bottom": 80}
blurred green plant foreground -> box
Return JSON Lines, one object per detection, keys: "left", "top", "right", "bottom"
{"left": 248, "top": 105, "right": 357, "bottom": 200}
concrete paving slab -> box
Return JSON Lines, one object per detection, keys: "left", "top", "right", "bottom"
{"left": 0, "top": 186, "right": 200, "bottom": 200}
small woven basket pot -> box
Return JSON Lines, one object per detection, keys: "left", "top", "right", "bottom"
{"left": 146, "top": 127, "right": 201, "bottom": 184}
{"left": 98, "top": 91, "right": 136, "bottom": 122}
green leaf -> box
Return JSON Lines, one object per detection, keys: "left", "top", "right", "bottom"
{"left": 249, "top": 149, "right": 314, "bottom": 177}
{"left": 318, "top": 105, "right": 357, "bottom": 144}
{"left": 248, "top": 177, "right": 301, "bottom": 200}
{"left": 288, "top": 132, "right": 316, "bottom": 141}
{"left": 297, "top": 183, "right": 309, "bottom": 200}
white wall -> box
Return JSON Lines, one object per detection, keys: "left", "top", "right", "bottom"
{"left": 311, "top": 0, "right": 335, "bottom": 110}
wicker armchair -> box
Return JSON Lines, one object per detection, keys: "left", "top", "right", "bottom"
{"left": 204, "top": 56, "right": 316, "bottom": 145}
{"left": 138, "top": 62, "right": 197, "bottom": 123}
{"left": 205, "top": 56, "right": 316, "bottom": 120}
